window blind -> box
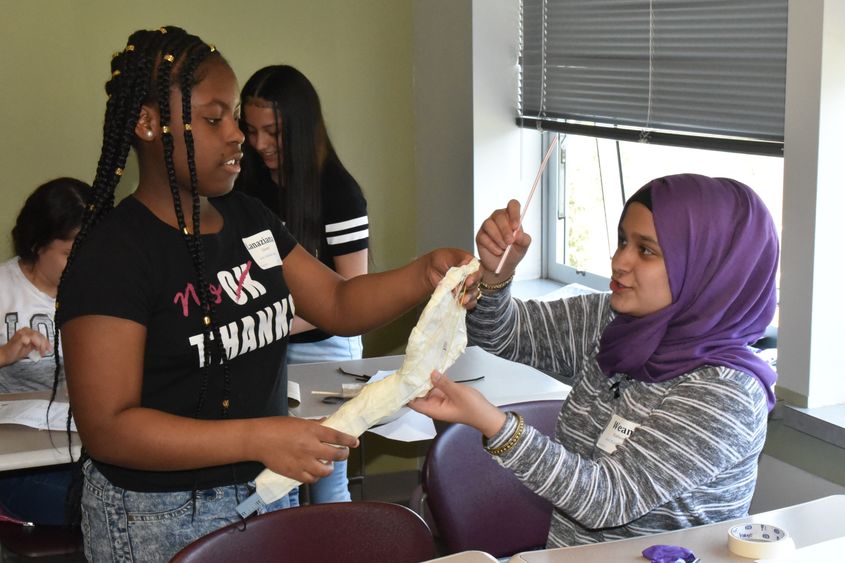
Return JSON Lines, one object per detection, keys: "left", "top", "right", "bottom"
{"left": 519, "top": 0, "right": 788, "bottom": 155}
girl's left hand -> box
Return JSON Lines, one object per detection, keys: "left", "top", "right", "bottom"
{"left": 409, "top": 371, "right": 507, "bottom": 437}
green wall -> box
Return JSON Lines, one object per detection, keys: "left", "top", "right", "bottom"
{"left": 0, "top": 0, "right": 417, "bottom": 355}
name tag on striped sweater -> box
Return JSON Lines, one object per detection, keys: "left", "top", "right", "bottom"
{"left": 596, "top": 414, "right": 640, "bottom": 454}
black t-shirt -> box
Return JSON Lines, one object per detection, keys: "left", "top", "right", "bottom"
{"left": 59, "top": 192, "right": 297, "bottom": 491}
{"left": 235, "top": 159, "right": 369, "bottom": 343}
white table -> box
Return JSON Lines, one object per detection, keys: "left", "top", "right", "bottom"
{"left": 0, "top": 390, "right": 80, "bottom": 471}
{"left": 508, "top": 494, "right": 845, "bottom": 562}
{"left": 0, "top": 346, "right": 568, "bottom": 472}
{"left": 288, "top": 345, "right": 570, "bottom": 421}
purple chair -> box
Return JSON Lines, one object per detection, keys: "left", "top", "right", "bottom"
{"left": 422, "top": 400, "right": 563, "bottom": 558}
{"left": 169, "top": 501, "right": 435, "bottom": 563}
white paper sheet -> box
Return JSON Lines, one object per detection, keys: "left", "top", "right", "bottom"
{"left": 360, "top": 370, "right": 436, "bottom": 441}
{"left": 0, "top": 399, "right": 77, "bottom": 431}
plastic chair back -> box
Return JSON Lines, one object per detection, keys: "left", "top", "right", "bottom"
{"left": 422, "top": 400, "right": 563, "bottom": 558}
{"left": 170, "top": 500, "right": 435, "bottom": 563}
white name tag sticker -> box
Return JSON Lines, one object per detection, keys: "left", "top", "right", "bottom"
{"left": 243, "top": 230, "right": 282, "bottom": 269}
{"left": 596, "top": 413, "right": 640, "bottom": 454}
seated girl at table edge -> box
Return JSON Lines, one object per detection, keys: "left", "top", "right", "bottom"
{"left": 411, "top": 173, "right": 778, "bottom": 548}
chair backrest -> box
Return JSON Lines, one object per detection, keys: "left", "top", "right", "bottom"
{"left": 422, "top": 399, "right": 563, "bottom": 558}
{"left": 169, "top": 501, "right": 435, "bottom": 563}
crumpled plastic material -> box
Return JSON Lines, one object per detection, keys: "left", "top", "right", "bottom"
{"left": 642, "top": 544, "right": 697, "bottom": 563}
{"left": 254, "top": 258, "right": 480, "bottom": 504}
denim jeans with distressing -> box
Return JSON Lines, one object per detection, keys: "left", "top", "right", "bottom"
{"left": 81, "top": 460, "right": 297, "bottom": 562}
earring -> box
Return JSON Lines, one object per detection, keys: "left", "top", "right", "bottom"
{"left": 145, "top": 130, "right": 154, "bottom": 139}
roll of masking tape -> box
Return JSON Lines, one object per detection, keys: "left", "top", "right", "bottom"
{"left": 727, "top": 523, "right": 795, "bottom": 559}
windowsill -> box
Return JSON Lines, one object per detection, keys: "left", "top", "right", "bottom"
{"left": 765, "top": 403, "right": 845, "bottom": 486}
{"left": 511, "top": 278, "right": 565, "bottom": 300}
{"left": 780, "top": 403, "right": 845, "bottom": 450}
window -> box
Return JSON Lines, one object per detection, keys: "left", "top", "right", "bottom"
{"left": 546, "top": 133, "right": 784, "bottom": 288}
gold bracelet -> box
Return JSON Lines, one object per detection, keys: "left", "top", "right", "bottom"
{"left": 479, "top": 274, "right": 514, "bottom": 293}
{"left": 484, "top": 412, "right": 525, "bottom": 456}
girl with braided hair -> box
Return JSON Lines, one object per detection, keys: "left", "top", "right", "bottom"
{"left": 56, "top": 26, "right": 476, "bottom": 561}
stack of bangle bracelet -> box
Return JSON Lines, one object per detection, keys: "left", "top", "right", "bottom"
{"left": 478, "top": 274, "right": 514, "bottom": 295}
{"left": 483, "top": 412, "right": 525, "bottom": 456}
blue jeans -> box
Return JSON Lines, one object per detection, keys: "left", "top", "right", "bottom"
{"left": 288, "top": 335, "right": 362, "bottom": 503}
{"left": 81, "top": 461, "right": 298, "bottom": 562}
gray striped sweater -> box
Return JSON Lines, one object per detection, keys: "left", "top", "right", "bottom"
{"left": 469, "top": 289, "right": 768, "bottom": 548}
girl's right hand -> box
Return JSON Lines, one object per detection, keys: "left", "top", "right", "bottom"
{"left": 252, "top": 417, "right": 358, "bottom": 483}
{"left": 409, "top": 371, "right": 507, "bottom": 438}
{"left": 475, "top": 199, "right": 532, "bottom": 282}
{"left": 0, "top": 327, "right": 52, "bottom": 367}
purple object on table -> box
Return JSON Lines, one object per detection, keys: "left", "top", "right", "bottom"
{"left": 642, "top": 544, "right": 697, "bottom": 563}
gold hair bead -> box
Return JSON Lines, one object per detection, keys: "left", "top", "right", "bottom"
{"left": 161, "top": 125, "right": 170, "bottom": 134}
{"left": 208, "top": 44, "right": 216, "bottom": 53}
{"left": 182, "top": 227, "right": 190, "bottom": 236}
{"left": 125, "top": 45, "right": 135, "bottom": 52}
{"left": 87, "top": 203, "right": 95, "bottom": 211}
{"left": 158, "top": 27, "right": 168, "bottom": 34}
{"left": 112, "top": 69, "right": 121, "bottom": 77}
{"left": 163, "top": 54, "right": 175, "bottom": 63}
{"left": 184, "top": 123, "right": 192, "bottom": 131}
{"left": 55, "top": 301, "right": 60, "bottom": 310}
{"left": 203, "top": 315, "right": 212, "bottom": 327}
{"left": 222, "top": 399, "right": 230, "bottom": 409}
{"left": 115, "top": 167, "right": 124, "bottom": 176}
{"left": 112, "top": 51, "right": 120, "bottom": 59}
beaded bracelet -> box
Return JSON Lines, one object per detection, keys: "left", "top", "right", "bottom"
{"left": 479, "top": 274, "right": 514, "bottom": 293}
{"left": 483, "top": 412, "right": 525, "bottom": 456}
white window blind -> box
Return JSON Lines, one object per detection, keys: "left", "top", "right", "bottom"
{"left": 519, "top": 0, "right": 788, "bottom": 155}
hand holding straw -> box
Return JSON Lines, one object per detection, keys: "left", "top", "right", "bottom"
{"left": 494, "top": 135, "right": 559, "bottom": 274}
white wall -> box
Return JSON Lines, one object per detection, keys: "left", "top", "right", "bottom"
{"left": 778, "top": 0, "right": 845, "bottom": 407}
{"left": 751, "top": 454, "right": 845, "bottom": 513}
{"left": 414, "top": 0, "right": 543, "bottom": 277}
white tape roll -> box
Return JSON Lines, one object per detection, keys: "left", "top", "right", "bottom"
{"left": 727, "top": 523, "right": 796, "bottom": 559}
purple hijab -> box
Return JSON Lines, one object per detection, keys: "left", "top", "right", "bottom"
{"left": 596, "top": 174, "right": 779, "bottom": 409}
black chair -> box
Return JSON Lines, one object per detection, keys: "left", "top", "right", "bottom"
{"left": 169, "top": 501, "right": 436, "bottom": 563}
{"left": 421, "top": 400, "right": 563, "bottom": 558}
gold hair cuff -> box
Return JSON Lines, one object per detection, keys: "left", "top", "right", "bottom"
{"left": 209, "top": 44, "right": 216, "bottom": 53}
{"left": 87, "top": 203, "right": 96, "bottom": 211}
{"left": 484, "top": 412, "right": 525, "bottom": 456}
{"left": 111, "top": 69, "right": 121, "bottom": 77}
{"left": 125, "top": 45, "right": 135, "bottom": 52}
{"left": 479, "top": 274, "right": 514, "bottom": 293}
{"left": 115, "top": 167, "right": 124, "bottom": 176}
{"left": 203, "top": 315, "right": 212, "bottom": 327}
{"left": 182, "top": 227, "right": 190, "bottom": 236}
{"left": 161, "top": 125, "right": 170, "bottom": 134}
{"left": 222, "top": 399, "right": 230, "bottom": 409}
{"left": 184, "top": 123, "right": 192, "bottom": 131}
{"left": 163, "top": 54, "right": 175, "bottom": 63}
{"left": 158, "top": 27, "right": 168, "bottom": 34}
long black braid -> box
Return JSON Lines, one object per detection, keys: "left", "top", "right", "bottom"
{"left": 52, "top": 26, "right": 237, "bottom": 523}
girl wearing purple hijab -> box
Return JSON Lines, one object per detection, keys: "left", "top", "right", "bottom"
{"left": 411, "top": 174, "right": 779, "bottom": 548}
